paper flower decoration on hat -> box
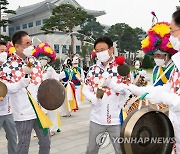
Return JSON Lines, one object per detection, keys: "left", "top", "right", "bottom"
{"left": 141, "top": 22, "right": 178, "bottom": 55}
{"left": 7, "top": 42, "right": 16, "bottom": 55}
{"left": 32, "top": 42, "right": 56, "bottom": 63}
{"left": 91, "top": 49, "right": 96, "bottom": 59}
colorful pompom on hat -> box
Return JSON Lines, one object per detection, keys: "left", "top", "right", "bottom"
{"left": 141, "top": 22, "right": 178, "bottom": 56}
{"left": 32, "top": 42, "right": 56, "bottom": 63}
{"left": 7, "top": 42, "right": 16, "bottom": 55}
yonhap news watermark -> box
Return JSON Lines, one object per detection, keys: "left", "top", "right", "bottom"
{"left": 112, "top": 136, "right": 175, "bottom": 144}
{"left": 96, "top": 132, "right": 175, "bottom": 148}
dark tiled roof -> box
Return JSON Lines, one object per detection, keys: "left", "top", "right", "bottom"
{"left": 8, "top": 0, "right": 105, "bottom": 19}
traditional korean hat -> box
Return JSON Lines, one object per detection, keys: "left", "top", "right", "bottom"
{"left": 32, "top": 42, "right": 56, "bottom": 63}
{"left": 141, "top": 12, "right": 178, "bottom": 55}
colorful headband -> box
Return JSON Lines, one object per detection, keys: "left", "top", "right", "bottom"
{"left": 32, "top": 42, "right": 56, "bottom": 63}
{"left": 141, "top": 22, "right": 178, "bottom": 55}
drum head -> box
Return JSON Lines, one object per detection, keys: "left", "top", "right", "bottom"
{"left": 0, "top": 81, "right": 7, "bottom": 98}
{"left": 37, "top": 79, "right": 65, "bottom": 110}
{"left": 120, "top": 107, "right": 174, "bottom": 154}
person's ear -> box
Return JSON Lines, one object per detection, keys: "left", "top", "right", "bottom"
{"left": 109, "top": 46, "right": 114, "bottom": 56}
{"left": 14, "top": 44, "right": 22, "bottom": 51}
{"left": 14, "top": 44, "right": 18, "bottom": 49}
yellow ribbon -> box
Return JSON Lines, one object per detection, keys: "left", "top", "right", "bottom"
{"left": 159, "top": 67, "right": 168, "bottom": 84}
{"left": 56, "top": 110, "right": 61, "bottom": 127}
{"left": 27, "top": 91, "right": 53, "bottom": 128}
{"left": 65, "top": 85, "right": 77, "bottom": 111}
{"left": 80, "top": 84, "right": 85, "bottom": 103}
{"left": 122, "top": 107, "right": 127, "bottom": 120}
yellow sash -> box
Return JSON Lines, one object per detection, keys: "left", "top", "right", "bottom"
{"left": 27, "top": 91, "right": 53, "bottom": 128}
{"left": 65, "top": 85, "right": 77, "bottom": 111}
{"left": 56, "top": 110, "right": 61, "bottom": 127}
{"left": 159, "top": 67, "right": 168, "bottom": 84}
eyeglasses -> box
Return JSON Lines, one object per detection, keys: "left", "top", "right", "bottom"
{"left": 20, "top": 41, "right": 32, "bottom": 47}
{"left": 170, "top": 29, "right": 180, "bottom": 34}
{"left": 95, "top": 47, "right": 111, "bottom": 53}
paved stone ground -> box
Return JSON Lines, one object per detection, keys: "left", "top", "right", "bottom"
{"left": 0, "top": 101, "right": 115, "bottom": 154}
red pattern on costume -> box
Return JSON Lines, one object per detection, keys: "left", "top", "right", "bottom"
{"left": 8, "top": 105, "right": 10, "bottom": 113}
{"left": 169, "top": 69, "right": 180, "bottom": 95}
{"left": 0, "top": 54, "right": 43, "bottom": 85}
{"left": 169, "top": 68, "right": 180, "bottom": 154}
{"left": 107, "top": 114, "right": 111, "bottom": 124}
{"left": 85, "top": 61, "right": 130, "bottom": 97}
{"left": 173, "top": 140, "right": 177, "bottom": 154}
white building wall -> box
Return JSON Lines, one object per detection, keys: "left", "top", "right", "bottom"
{"left": 11, "top": 10, "right": 51, "bottom": 36}
{"left": 1, "top": 16, "right": 9, "bottom": 37}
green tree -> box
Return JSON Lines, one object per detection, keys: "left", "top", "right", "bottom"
{"left": 78, "top": 44, "right": 93, "bottom": 65}
{"left": 132, "top": 27, "right": 146, "bottom": 60}
{"left": 0, "top": 0, "right": 15, "bottom": 41}
{"left": 107, "top": 23, "right": 130, "bottom": 54}
{"left": 142, "top": 55, "right": 154, "bottom": 69}
{"left": 76, "top": 17, "right": 104, "bottom": 63}
{"left": 41, "top": 4, "right": 89, "bottom": 58}
{"left": 121, "top": 27, "right": 146, "bottom": 64}
{"left": 78, "top": 17, "right": 105, "bottom": 42}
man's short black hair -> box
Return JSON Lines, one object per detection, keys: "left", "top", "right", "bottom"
{"left": 12, "top": 31, "right": 28, "bottom": 46}
{"left": 94, "top": 36, "right": 113, "bottom": 49}
{"left": 0, "top": 40, "right": 7, "bottom": 47}
{"left": 173, "top": 9, "right": 180, "bottom": 26}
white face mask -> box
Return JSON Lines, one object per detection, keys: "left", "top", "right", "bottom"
{"left": 96, "top": 49, "right": 110, "bottom": 62}
{"left": 154, "top": 58, "right": 165, "bottom": 66}
{"left": 73, "top": 63, "right": 78, "bottom": 67}
{"left": 40, "top": 59, "right": 48, "bottom": 66}
{"left": 23, "top": 45, "right": 34, "bottom": 57}
{"left": 0, "top": 52, "right": 7, "bottom": 63}
{"left": 169, "top": 35, "right": 180, "bottom": 51}
{"left": 135, "top": 65, "right": 140, "bottom": 69}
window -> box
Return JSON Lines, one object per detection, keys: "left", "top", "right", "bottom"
{"left": 43, "top": 19, "right": 47, "bottom": 24}
{"left": 16, "top": 26, "right": 20, "bottom": 31}
{"left": 54, "top": 44, "right": 59, "bottom": 53}
{"left": 28, "top": 22, "right": 33, "bottom": 28}
{"left": 9, "top": 27, "right": 14, "bottom": 38}
{"left": 3, "top": 26, "right": 6, "bottom": 32}
{"left": 22, "top": 24, "right": 27, "bottom": 29}
{"left": 62, "top": 45, "right": 66, "bottom": 53}
{"left": 36, "top": 20, "right": 41, "bottom": 26}
{"left": 76, "top": 45, "right": 81, "bottom": 53}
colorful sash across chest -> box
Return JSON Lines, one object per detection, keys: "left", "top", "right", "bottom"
{"left": 62, "top": 68, "right": 71, "bottom": 83}
{"left": 153, "top": 65, "right": 174, "bottom": 86}
{"left": 71, "top": 67, "right": 81, "bottom": 86}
